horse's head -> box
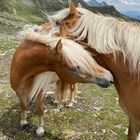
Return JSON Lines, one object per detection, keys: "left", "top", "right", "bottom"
{"left": 50, "top": 0, "right": 90, "bottom": 37}
{"left": 50, "top": 38, "right": 113, "bottom": 87}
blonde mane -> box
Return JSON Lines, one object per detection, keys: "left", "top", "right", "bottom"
{"left": 53, "top": 7, "right": 140, "bottom": 72}
{"left": 50, "top": 7, "right": 93, "bottom": 23}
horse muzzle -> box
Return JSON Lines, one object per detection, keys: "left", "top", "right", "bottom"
{"left": 95, "top": 76, "right": 113, "bottom": 88}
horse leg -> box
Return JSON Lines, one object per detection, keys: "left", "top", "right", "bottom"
{"left": 65, "top": 83, "right": 77, "bottom": 107}
{"left": 54, "top": 80, "right": 69, "bottom": 105}
{"left": 128, "top": 119, "right": 139, "bottom": 140}
{"left": 60, "top": 81, "right": 69, "bottom": 103}
{"left": 35, "top": 91, "right": 45, "bottom": 136}
{"left": 19, "top": 95, "right": 28, "bottom": 126}
{"left": 70, "top": 83, "right": 78, "bottom": 103}
{"left": 54, "top": 80, "right": 62, "bottom": 104}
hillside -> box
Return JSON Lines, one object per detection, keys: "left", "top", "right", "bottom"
{"left": 0, "top": 0, "right": 138, "bottom": 24}
{"left": 32, "top": 0, "right": 124, "bottom": 18}
{"left": 32, "top": 0, "right": 138, "bottom": 22}
{"left": 0, "top": 0, "right": 44, "bottom": 23}
{"left": 86, "top": 0, "right": 108, "bottom": 7}
{"left": 71, "top": 0, "right": 139, "bottom": 21}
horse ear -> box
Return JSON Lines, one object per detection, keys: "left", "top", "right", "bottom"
{"left": 68, "top": 0, "right": 79, "bottom": 16}
{"left": 78, "top": 3, "right": 82, "bottom": 8}
{"left": 55, "top": 39, "right": 62, "bottom": 53}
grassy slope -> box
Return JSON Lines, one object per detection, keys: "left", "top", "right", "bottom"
{"left": 0, "top": 0, "right": 45, "bottom": 38}
{"left": 0, "top": 0, "right": 44, "bottom": 23}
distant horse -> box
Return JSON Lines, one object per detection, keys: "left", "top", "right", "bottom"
{"left": 10, "top": 28, "right": 113, "bottom": 136}
{"left": 49, "top": 1, "right": 140, "bottom": 139}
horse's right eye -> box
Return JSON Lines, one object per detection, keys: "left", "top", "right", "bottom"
{"left": 71, "top": 67, "right": 77, "bottom": 72}
{"left": 56, "top": 20, "right": 60, "bottom": 25}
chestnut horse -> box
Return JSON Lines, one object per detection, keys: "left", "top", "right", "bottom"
{"left": 10, "top": 27, "right": 113, "bottom": 136}
{"left": 49, "top": 1, "right": 140, "bottom": 139}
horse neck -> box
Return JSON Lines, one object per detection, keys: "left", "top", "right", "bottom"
{"left": 20, "top": 41, "right": 56, "bottom": 74}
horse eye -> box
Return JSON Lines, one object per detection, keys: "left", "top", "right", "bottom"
{"left": 71, "top": 67, "right": 77, "bottom": 71}
{"left": 56, "top": 20, "right": 60, "bottom": 25}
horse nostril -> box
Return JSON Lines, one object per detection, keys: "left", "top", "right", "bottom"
{"left": 110, "top": 80, "right": 114, "bottom": 84}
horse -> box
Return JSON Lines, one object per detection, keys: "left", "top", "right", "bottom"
{"left": 10, "top": 27, "right": 113, "bottom": 136}
{"left": 48, "top": 1, "right": 140, "bottom": 139}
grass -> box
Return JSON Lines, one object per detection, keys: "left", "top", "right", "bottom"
{"left": 0, "top": 38, "right": 18, "bottom": 54}
{"left": 0, "top": 82, "right": 128, "bottom": 140}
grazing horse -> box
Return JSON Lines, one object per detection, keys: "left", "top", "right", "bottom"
{"left": 49, "top": 1, "right": 140, "bottom": 139}
{"left": 10, "top": 28, "right": 113, "bottom": 136}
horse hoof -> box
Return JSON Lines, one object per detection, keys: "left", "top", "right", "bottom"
{"left": 53, "top": 99, "right": 59, "bottom": 104}
{"left": 66, "top": 102, "right": 73, "bottom": 107}
{"left": 20, "top": 120, "right": 28, "bottom": 127}
{"left": 36, "top": 127, "right": 44, "bottom": 137}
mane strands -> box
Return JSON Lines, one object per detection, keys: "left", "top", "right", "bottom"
{"left": 50, "top": 9, "right": 70, "bottom": 22}
{"left": 24, "top": 31, "right": 60, "bottom": 48}
{"left": 69, "top": 11, "right": 140, "bottom": 72}
{"left": 49, "top": 7, "right": 93, "bottom": 22}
